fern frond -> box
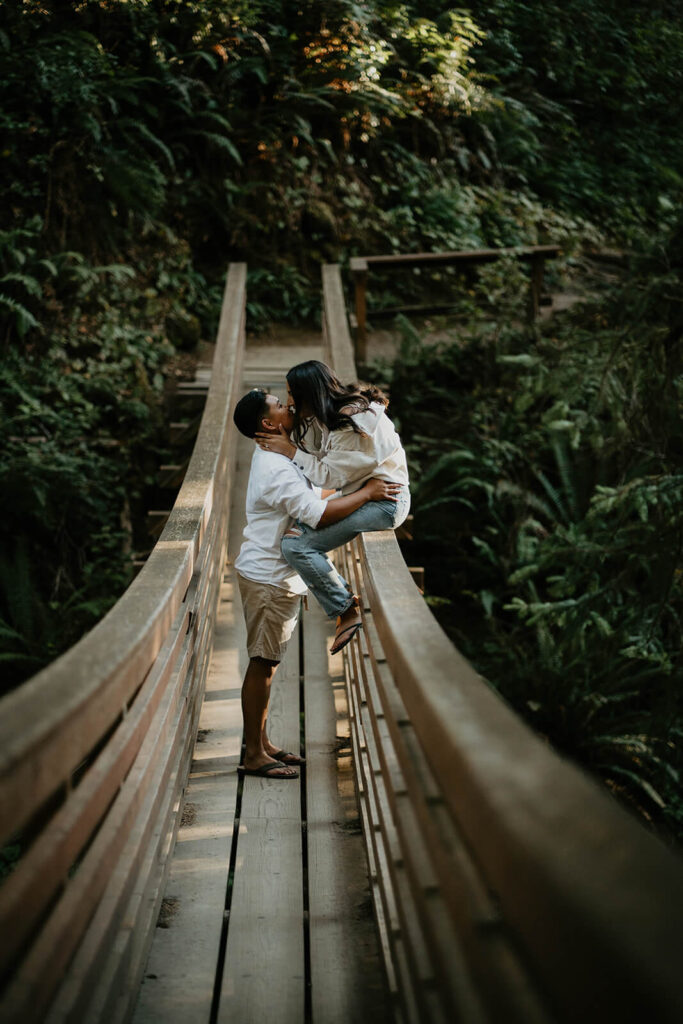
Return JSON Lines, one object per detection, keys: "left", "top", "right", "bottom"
{"left": 282, "top": 89, "right": 337, "bottom": 113}
{"left": 0, "top": 294, "right": 39, "bottom": 334}
{"left": 227, "top": 57, "right": 269, "bottom": 85}
{"left": 117, "top": 118, "right": 176, "bottom": 169}
{"left": 0, "top": 620, "right": 25, "bottom": 643}
{"left": 532, "top": 468, "right": 569, "bottom": 526}
{"left": 602, "top": 766, "right": 666, "bottom": 809}
{"left": 197, "top": 110, "right": 233, "bottom": 131}
{"left": 1, "top": 271, "right": 42, "bottom": 297}
{"left": 188, "top": 50, "right": 220, "bottom": 71}
{"left": 186, "top": 130, "right": 242, "bottom": 165}
{"left": 551, "top": 435, "right": 580, "bottom": 521}
{"left": 93, "top": 264, "right": 136, "bottom": 282}
{"left": 38, "top": 259, "right": 58, "bottom": 277}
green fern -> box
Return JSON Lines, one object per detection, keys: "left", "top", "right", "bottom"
{"left": 0, "top": 295, "right": 39, "bottom": 335}
{"left": 1, "top": 271, "right": 42, "bottom": 298}
{"left": 185, "top": 130, "right": 243, "bottom": 165}
{"left": 117, "top": 118, "right": 176, "bottom": 170}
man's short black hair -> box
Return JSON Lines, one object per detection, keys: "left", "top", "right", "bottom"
{"left": 233, "top": 388, "right": 269, "bottom": 438}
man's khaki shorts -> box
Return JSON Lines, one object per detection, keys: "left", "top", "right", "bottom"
{"left": 237, "top": 573, "right": 302, "bottom": 663}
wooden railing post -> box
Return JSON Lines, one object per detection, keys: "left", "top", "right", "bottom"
{"left": 350, "top": 257, "right": 368, "bottom": 365}
{"left": 322, "top": 265, "right": 356, "bottom": 384}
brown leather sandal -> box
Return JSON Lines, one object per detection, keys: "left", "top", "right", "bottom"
{"left": 330, "top": 620, "right": 362, "bottom": 655}
{"left": 330, "top": 596, "right": 363, "bottom": 655}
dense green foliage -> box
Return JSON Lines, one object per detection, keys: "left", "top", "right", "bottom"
{"left": 6, "top": 1, "right": 680, "bottom": 288}
{"left": 0, "top": 225, "right": 218, "bottom": 686}
{"left": 374, "top": 214, "right": 683, "bottom": 841}
{"left": 0, "top": 1, "right": 681, "bottom": 841}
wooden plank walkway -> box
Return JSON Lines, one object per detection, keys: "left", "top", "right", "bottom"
{"left": 132, "top": 342, "right": 392, "bottom": 1024}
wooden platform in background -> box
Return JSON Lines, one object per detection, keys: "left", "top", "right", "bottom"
{"left": 132, "top": 343, "right": 392, "bottom": 1023}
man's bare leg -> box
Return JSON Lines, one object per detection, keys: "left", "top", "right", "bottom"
{"left": 262, "top": 725, "right": 305, "bottom": 765}
{"left": 241, "top": 656, "right": 297, "bottom": 777}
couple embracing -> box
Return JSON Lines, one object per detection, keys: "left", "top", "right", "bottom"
{"left": 232, "top": 360, "right": 410, "bottom": 779}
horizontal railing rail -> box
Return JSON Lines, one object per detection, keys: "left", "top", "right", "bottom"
{"left": 349, "top": 245, "right": 560, "bottom": 362}
{"left": 0, "top": 263, "right": 246, "bottom": 1024}
{"left": 322, "top": 262, "right": 683, "bottom": 1024}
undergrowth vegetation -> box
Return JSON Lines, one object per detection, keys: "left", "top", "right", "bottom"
{"left": 0, "top": 227, "right": 218, "bottom": 687}
{"left": 372, "top": 212, "right": 683, "bottom": 841}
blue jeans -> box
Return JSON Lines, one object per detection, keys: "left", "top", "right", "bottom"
{"left": 281, "top": 487, "right": 410, "bottom": 619}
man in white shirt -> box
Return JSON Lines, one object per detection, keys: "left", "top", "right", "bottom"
{"left": 232, "top": 389, "right": 400, "bottom": 779}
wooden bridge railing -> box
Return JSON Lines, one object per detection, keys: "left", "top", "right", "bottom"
{"left": 0, "top": 264, "right": 246, "bottom": 1024}
{"left": 350, "top": 245, "right": 560, "bottom": 363}
{"left": 322, "top": 262, "right": 683, "bottom": 1024}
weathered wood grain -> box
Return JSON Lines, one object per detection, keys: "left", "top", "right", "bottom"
{"left": 1, "top": 636, "right": 194, "bottom": 1023}
{"left": 49, "top": 656, "right": 199, "bottom": 1024}
{"left": 0, "top": 603, "right": 191, "bottom": 977}
{"left": 131, "top": 425, "right": 253, "bottom": 1024}
{"left": 217, "top": 628, "right": 304, "bottom": 1023}
{"left": 131, "top": 573, "right": 244, "bottom": 1024}
{"left": 304, "top": 598, "right": 392, "bottom": 1023}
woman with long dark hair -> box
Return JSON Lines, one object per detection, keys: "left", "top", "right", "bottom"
{"left": 256, "top": 360, "right": 410, "bottom": 654}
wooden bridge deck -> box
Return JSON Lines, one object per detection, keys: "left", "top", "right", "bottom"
{"left": 132, "top": 342, "right": 392, "bottom": 1024}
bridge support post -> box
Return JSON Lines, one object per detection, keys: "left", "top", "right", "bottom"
{"left": 350, "top": 258, "right": 368, "bottom": 366}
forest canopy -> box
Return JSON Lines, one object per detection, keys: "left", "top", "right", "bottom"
{"left": 3, "top": 0, "right": 682, "bottom": 271}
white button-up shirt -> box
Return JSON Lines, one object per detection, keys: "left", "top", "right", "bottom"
{"left": 234, "top": 447, "right": 328, "bottom": 592}
{"left": 291, "top": 402, "right": 409, "bottom": 495}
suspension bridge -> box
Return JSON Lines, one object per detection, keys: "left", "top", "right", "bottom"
{"left": 1, "top": 261, "right": 682, "bottom": 1024}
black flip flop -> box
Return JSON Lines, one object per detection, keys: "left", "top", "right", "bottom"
{"left": 238, "top": 760, "right": 299, "bottom": 779}
{"left": 271, "top": 749, "right": 306, "bottom": 765}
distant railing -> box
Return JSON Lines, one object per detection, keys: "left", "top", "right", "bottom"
{"left": 322, "top": 262, "right": 683, "bottom": 1024}
{"left": 349, "top": 245, "right": 561, "bottom": 363}
{"left": 0, "top": 264, "right": 246, "bottom": 1024}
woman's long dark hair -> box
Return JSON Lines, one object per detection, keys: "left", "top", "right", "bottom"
{"left": 286, "top": 360, "right": 388, "bottom": 447}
